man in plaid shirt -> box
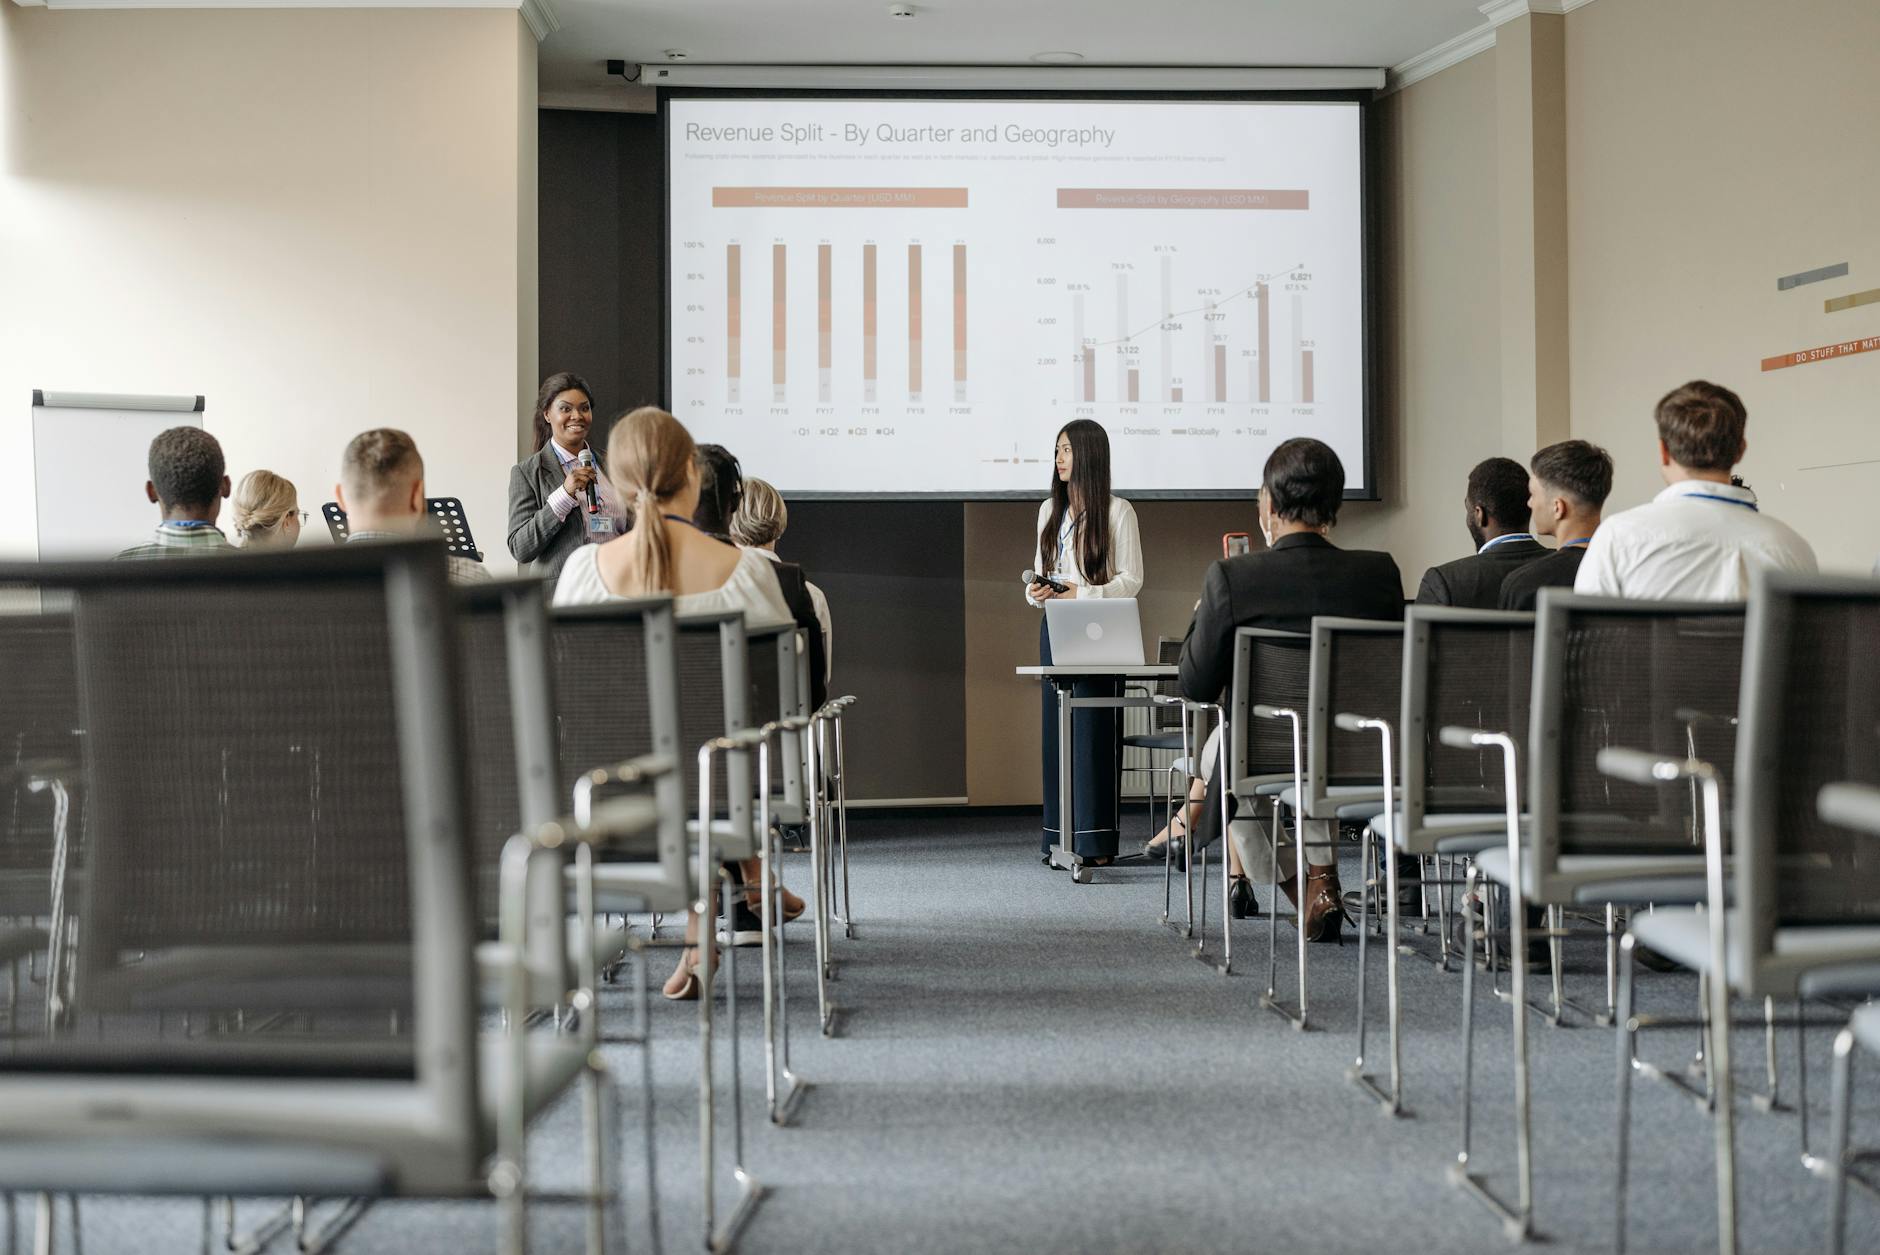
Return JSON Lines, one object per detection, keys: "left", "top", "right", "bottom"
{"left": 113, "top": 427, "right": 237, "bottom": 560}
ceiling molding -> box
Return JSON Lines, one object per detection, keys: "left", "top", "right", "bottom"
{"left": 8, "top": 0, "right": 563, "bottom": 42}
{"left": 639, "top": 64, "right": 1384, "bottom": 91}
{"left": 1384, "top": 0, "right": 1601, "bottom": 95}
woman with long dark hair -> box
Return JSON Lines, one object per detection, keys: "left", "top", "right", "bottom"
{"left": 1027, "top": 419, "right": 1143, "bottom": 866}
{"left": 506, "top": 372, "right": 610, "bottom": 581}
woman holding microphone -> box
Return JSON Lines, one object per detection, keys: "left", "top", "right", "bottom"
{"left": 507, "top": 372, "right": 610, "bottom": 581}
{"left": 1028, "top": 419, "right": 1142, "bottom": 868}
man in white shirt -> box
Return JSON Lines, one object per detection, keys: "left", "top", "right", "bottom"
{"left": 1574, "top": 380, "right": 1816, "bottom": 600}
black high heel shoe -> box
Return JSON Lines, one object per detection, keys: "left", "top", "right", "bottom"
{"left": 1229, "top": 874, "right": 1260, "bottom": 919}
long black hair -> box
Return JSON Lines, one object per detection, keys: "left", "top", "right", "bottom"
{"left": 693, "top": 443, "right": 744, "bottom": 540}
{"left": 1039, "top": 419, "right": 1114, "bottom": 586}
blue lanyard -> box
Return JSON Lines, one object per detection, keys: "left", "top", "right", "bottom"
{"left": 1058, "top": 513, "right": 1077, "bottom": 567}
{"left": 164, "top": 520, "right": 213, "bottom": 530}
{"left": 1683, "top": 493, "right": 1759, "bottom": 512}
{"left": 1560, "top": 537, "right": 1593, "bottom": 548}
{"left": 1480, "top": 532, "right": 1535, "bottom": 551}
{"left": 661, "top": 513, "right": 700, "bottom": 529}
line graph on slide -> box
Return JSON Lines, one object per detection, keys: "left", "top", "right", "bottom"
{"left": 1049, "top": 247, "right": 1318, "bottom": 410}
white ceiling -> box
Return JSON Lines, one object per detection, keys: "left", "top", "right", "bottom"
{"left": 538, "top": 0, "right": 1494, "bottom": 99}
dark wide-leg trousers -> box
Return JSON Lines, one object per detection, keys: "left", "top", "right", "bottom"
{"left": 1039, "top": 617, "right": 1123, "bottom": 859}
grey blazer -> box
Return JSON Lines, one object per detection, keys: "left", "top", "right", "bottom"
{"left": 506, "top": 444, "right": 587, "bottom": 581}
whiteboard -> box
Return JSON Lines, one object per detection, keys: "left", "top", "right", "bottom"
{"left": 32, "top": 391, "right": 206, "bottom": 559}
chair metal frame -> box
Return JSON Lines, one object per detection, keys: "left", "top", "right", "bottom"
{"left": 1821, "top": 781, "right": 1880, "bottom": 1255}
{"left": 1230, "top": 627, "right": 1311, "bottom": 1022}
{"left": 0, "top": 543, "right": 641, "bottom": 1255}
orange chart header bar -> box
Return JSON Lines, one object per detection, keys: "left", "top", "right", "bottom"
{"left": 712, "top": 187, "right": 969, "bottom": 208}
{"left": 1761, "top": 334, "right": 1880, "bottom": 372}
{"left": 1056, "top": 188, "right": 1309, "bottom": 210}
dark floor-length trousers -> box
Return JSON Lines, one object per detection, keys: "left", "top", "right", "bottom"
{"left": 1039, "top": 617, "right": 1123, "bottom": 859}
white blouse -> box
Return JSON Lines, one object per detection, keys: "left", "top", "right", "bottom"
{"left": 1025, "top": 495, "right": 1144, "bottom": 606}
{"left": 552, "top": 543, "right": 795, "bottom": 628}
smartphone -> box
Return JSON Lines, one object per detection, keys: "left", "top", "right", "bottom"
{"left": 1223, "top": 532, "right": 1252, "bottom": 558}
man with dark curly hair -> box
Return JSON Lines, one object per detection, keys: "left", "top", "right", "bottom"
{"left": 114, "top": 427, "right": 235, "bottom": 560}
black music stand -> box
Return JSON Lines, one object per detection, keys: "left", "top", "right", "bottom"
{"left": 321, "top": 498, "right": 483, "bottom": 562}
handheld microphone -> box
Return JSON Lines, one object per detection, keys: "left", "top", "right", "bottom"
{"left": 1022, "top": 568, "right": 1069, "bottom": 594}
{"left": 578, "top": 448, "right": 599, "bottom": 514}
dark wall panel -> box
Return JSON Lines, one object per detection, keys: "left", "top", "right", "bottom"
{"left": 784, "top": 502, "right": 966, "bottom": 801}
{"left": 538, "top": 109, "right": 968, "bottom": 801}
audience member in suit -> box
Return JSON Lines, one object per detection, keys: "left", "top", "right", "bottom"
{"left": 337, "top": 429, "right": 490, "bottom": 584}
{"left": 732, "top": 477, "right": 835, "bottom": 692}
{"left": 114, "top": 427, "right": 236, "bottom": 560}
{"left": 230, "top": 469, "right": 303, "bottom": 550}
{"left": 552, "top": 407, "right": 798, "bottom": 1000}
{"left": 1575, "top": 379, "right": 1816, "bottom": 599}
{"left": 694, "top": 445, "right": 829, "bottom": 710}
{"left": 1174, "top": 437, "right": 1404, "bottom": 941}
{"left": 506, "top": 372, "right": 611, "bottom": 583}
{"left": 1415, "top": 457, "right": 1548, "bottom": 607}
{"left": 1499, "top": 440, "right": 1614, "bottom": 611}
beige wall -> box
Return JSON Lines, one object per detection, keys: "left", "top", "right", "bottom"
{"left": 0, "top": 5, "right": 538, "bottom": 566}
{"left": 1564, "top": 0, "right": 1880, "bottom": 573}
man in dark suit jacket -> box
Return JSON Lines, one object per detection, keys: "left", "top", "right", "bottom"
{"left": 1178, "top": 437, "right": 1404, "bottom": 941}
{"left": 1499, "top": 439, "right": 1613, "bottom": 612}
{"left": 1415, "top": 456, "right": 1548, "bottom": 608}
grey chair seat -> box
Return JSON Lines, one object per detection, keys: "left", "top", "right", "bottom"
{"left": 1801, "top": 963, "right": 1880, "bottom": 999}
{"left": 0, "top": 925, "right": 48, "bottom": 966}
{"left": 1123, "top": 731, "right": 1186, "bottom": 752}
{"left": 476, "top": 1032, "right": 590, "bottom": 1138}
{"left": 1367, "top": 810, "right": 1524, "bottom": 856}
{"left": 0, "top": 1136, "right": 393, "bottom": 1197}
{"left": 1631, "top": 908, "right": 1880, "bottom": 999}
{"left": 89, "top": 946, "right": 411, "bottom": 1015}
{"left": 1278, "top": 784, "right": 1391, "bottom": 817}
{"left": 583, "top": 863, "right": 693, "bottom": 916}
{"left": 1475, "top": 849, "right": 1705, "bottom": 906}
{"left": 687, "top": 818, "right": 756, "bottom": 860}
{"left": 1853, "top": 1002, "right": 1880, "bottom": 1056}
{"left": 475, "top": 920, "right": 630, "bottom": 1006}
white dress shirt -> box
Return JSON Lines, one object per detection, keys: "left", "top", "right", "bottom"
{"left": 1573, "top": 478, "right": 1817, "bottom": 601}
{"left": 1025, "top": 495, "right": 1143, "bottom": 606}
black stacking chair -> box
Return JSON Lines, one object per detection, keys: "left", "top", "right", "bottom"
{"left": 0, "top": 543, "right": 654, "bottom": 1255}
{"left": 1601, "top": 574, "right": 1880, "bottom": 1255}
{"left": 1225, "top": 628, "right": 1310, "bottom": 1005}
{"left": 1446, "top": 593, "right": 1745, "bottom": 1242}
{"left": 1821, "top": 782, "right": 1880, "bottom": 1255}
{"left": 1346, "top": 608, "right": 1535, "bottom": 1117}
{"left": 1123, "top": 636, "right": 1190, "bottom": 839}
{"left": 0, "top": 608, "right": 80, "bottom": 1031}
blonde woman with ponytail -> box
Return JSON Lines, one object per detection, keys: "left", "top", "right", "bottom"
{"left": 231, "top": 470, "right": 304, "bottom": 550}
{"left": 553, "top": 407, "right": 794, "bottom": 999}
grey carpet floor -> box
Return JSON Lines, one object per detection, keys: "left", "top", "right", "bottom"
{"left": 48, "top": 812, "right": 1880, "bottom": 1253}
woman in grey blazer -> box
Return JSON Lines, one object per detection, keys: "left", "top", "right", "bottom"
{"left": 507, "top": 372, "right": 602, "bottom": 581}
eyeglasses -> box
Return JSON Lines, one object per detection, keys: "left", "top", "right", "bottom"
{"left": 292, "top": 511, "right": 310, "bottom": 525}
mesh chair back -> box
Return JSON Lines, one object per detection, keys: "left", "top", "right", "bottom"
{"left": 0, "top": 610, "right": 81, "bottom": 916}
{"left": 1737, "top": 576, "right": 1880, "bottom": 961}
{"left": 1229, "top": 628, "right": 1311, "bottom": 786}
{"left": 746, "top": 624, "right": 805, "bottom": 810}
{"left": 455, "top": 582, "right": 561, "bottom": 933}
{"left": 0, "top": 544, "right": 476, "bottom": 1143}
{"left": 1530, "top": 592, "right": 1745, "bottom": 876}
{"left": 549, "top": 598, "right": 682, "bottom": 841}
{"left": 1308, "top": 618, "right": 1404, "bottom": 800}
{"left": 676, "top": 614, "right": 751, "bottom": 828}
{"left": 1402, "top": 608, "right": 1535, "bottom": 825}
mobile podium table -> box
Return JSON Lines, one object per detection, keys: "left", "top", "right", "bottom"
{"left": 1015, "top": 663, "right": 1179, "bottom": 883}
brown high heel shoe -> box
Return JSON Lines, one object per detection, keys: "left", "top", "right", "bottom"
{"left": 1277, "top": 865, "right": 1349, "bottom": 943}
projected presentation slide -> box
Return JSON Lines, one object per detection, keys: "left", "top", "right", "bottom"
{"left": 666, "top": 97, "right": 1367, "bottom": 497}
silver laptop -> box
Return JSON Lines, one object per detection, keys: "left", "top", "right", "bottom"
{"left": 1045, "top": 598, "right": 1146, "bottom": 666}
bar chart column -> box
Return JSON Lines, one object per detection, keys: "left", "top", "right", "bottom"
{"left": 1072, "top": 292, "right": 1091, "bottom": 403}
{"left": 953, "top": 244, "right": 967, "bottom": 402}
{"left": 818, "top": 244, "right": 832, "bottom": 404}
{"left": 726, "top": 243, "right": 741, "bottom": 403}
{"left": 1160, "top": 254, "right": 1174, "bottom": 402}
{"left": 1114, "top": 272, "right": 1130, "bottom": 400}
{"left": 772, "top": 243, "right": 787, "bottom": 403}
{"left": 1256, "top": 281, "right": 1271, "bottom": 403}
{"left": 908, "top": 244, "right": 922, "bottom": 402}
{"left": 862, "top": 244, "right": 877, "bottom": 403}
{"left": 1291, "top": 293, "right": 1304, "bottom": 404}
